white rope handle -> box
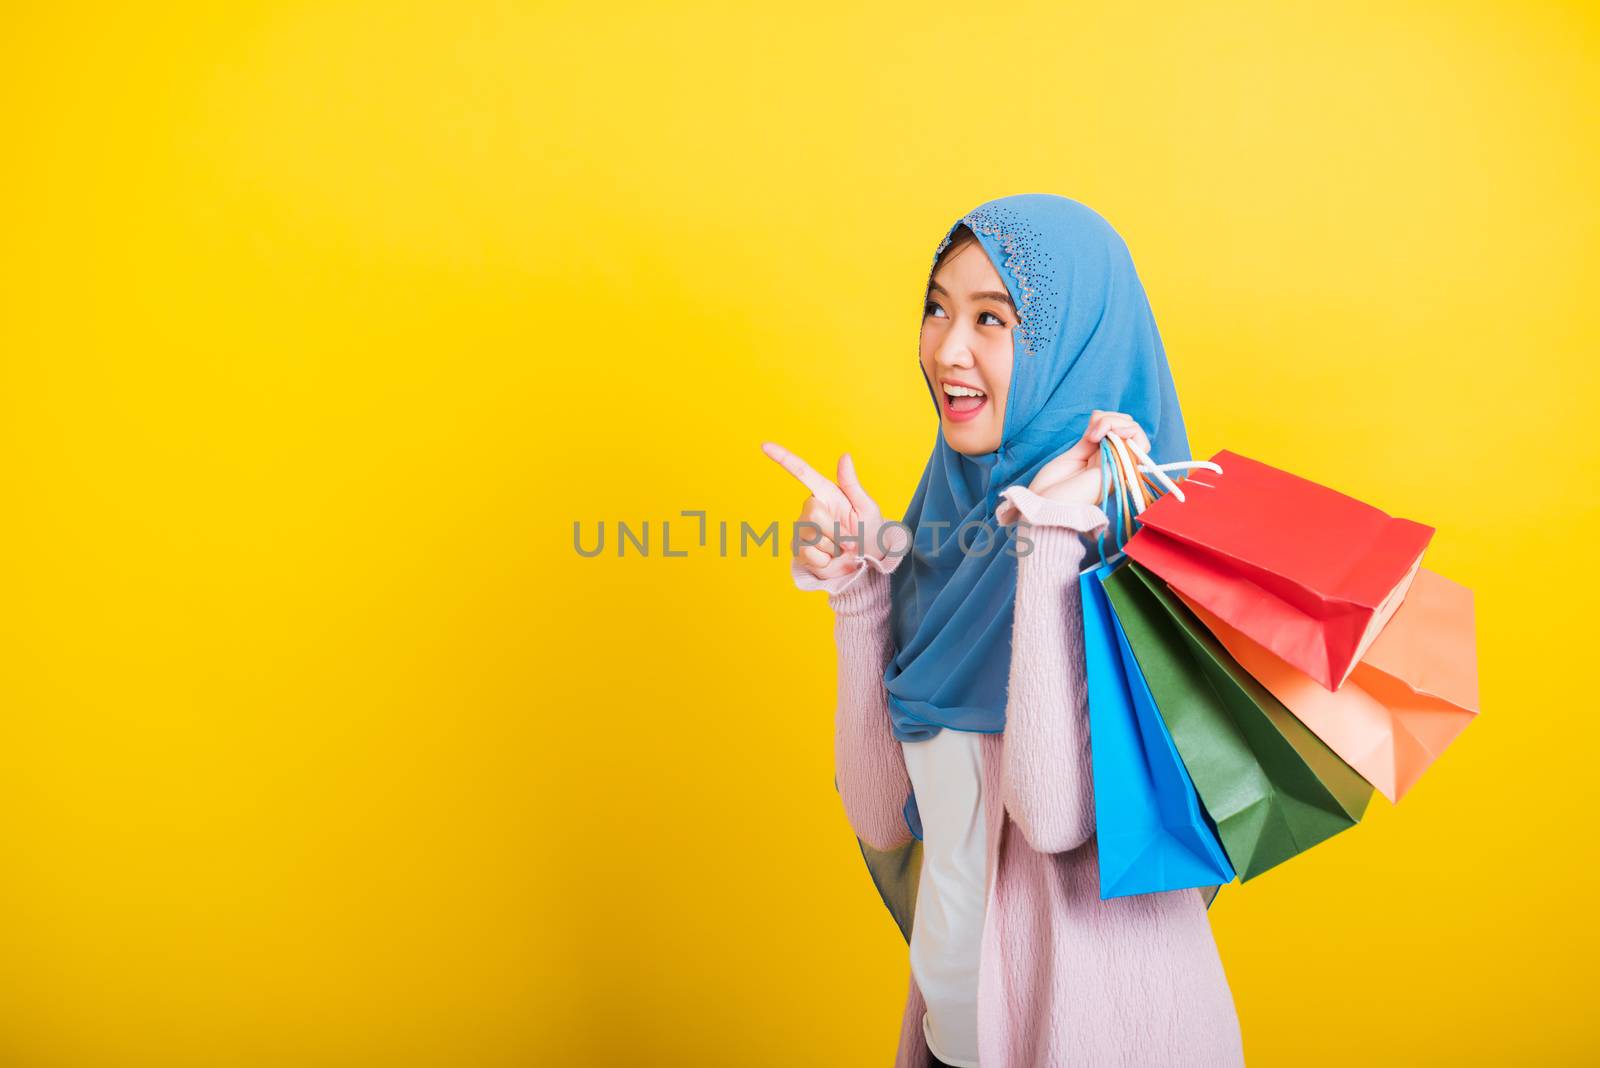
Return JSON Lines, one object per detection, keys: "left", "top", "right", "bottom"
{"left": 1127, "top": 439, "right": 1223, "bottom": 478}
{"left": 1124, "top": 440, "right": 1225, "bottom": 503}
{"left": 1126, "top": 438, "right": 1187, "bottom": 501}
{"left": 1133, "top": 446, "right": 1188, "bottom": 498}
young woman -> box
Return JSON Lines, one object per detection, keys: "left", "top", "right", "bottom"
{"left": 764, "top": 194, "right": 1245, "bottom": 1067}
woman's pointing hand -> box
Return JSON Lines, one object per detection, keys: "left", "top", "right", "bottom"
{"left": 761, "top": 441, "right": 906, "bottom": 581}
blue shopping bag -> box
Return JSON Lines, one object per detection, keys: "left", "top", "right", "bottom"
{"left": 1082, "top": 557, "right": 1236, "bottom": 899}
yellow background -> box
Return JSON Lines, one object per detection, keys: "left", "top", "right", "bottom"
{"left": 4, "top": 2, "right": 1595, "bottom": 1064}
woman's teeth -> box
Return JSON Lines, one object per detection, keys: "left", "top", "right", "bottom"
{"left": 943, "top": 382, "right": 987, "bottom": 415}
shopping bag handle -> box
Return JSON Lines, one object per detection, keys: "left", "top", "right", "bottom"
{"left": 1090, "top": 436, "right": 1141, "bottom": 570}
{"left": 1118, "top": 437, "right": 1227, "bottom": 503}
{"left": 1083, "top": 436, "right": 1227, "bottom": 574}
{"left": 1106, "top": 433, "right": 1151, "bottom": 514}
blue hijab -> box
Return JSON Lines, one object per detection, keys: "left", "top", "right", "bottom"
{"left": 886, "top": 194, "right": 1192, "bottom": 764}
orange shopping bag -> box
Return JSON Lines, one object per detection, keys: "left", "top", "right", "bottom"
{"left": 1170, "top": 567, "right": 1479, "bottom": 802}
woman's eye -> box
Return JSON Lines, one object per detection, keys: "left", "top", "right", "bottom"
{"left": 923, "top": 301, "right": 1004, "bottom": 326}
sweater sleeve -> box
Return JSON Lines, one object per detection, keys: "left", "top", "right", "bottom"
{"left": 995, "top": 485, "right": 1113, "bottom": 855}
{"left": 790, "top": 549, "right": 914, "bottom": 852}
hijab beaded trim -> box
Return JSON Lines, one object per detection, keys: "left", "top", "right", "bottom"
{"left": 927, "top": 200, "right": 1062, "bottom": 361}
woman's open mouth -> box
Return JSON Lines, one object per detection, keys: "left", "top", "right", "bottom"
{"left": 941, "top": 380, "right": 988, "bottom": 423}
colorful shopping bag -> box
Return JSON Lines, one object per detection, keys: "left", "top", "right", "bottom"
{"left": 1081, "top": 559, "right": 1236, "bottom": 899}
{"left": 1103, "top": 560, "right": 1374, "bottom": 880}
{"left": 1122, "top": 449, "right": 1435, "bottom": 691}
{"left": 1171, "top": 566, "right": 1478, "bottom": 802}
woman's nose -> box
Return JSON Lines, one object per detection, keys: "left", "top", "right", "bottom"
{"left": 935, "top": 340, "right": 976, "bottom": 371}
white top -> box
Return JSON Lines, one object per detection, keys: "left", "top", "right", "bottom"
{"left": 900, "top": 726, "right": 988, "bottom": 1068}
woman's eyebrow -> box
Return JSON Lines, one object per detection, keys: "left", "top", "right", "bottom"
{"left": 928, "top": 281, "right": 1015, "bottom": 310}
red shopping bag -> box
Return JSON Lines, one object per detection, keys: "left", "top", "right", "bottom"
{"left": 1122, "top": 449, "right": 1435, "bottom": 691}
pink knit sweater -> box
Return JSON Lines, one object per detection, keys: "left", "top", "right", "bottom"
{"left": 795, "top": 486, "right": 1245, "bottom": 1067}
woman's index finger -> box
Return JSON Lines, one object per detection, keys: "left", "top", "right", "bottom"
{"left": 761, "top": 441, "right": 841, "bottom": 501}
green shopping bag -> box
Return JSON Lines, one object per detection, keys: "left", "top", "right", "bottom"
{"left": 1102, "top": 561, "right": 1373, "bottom": 881}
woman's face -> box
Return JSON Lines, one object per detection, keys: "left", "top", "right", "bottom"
{"left": 919, "top": 239, "right": 1015, "bottom": 456}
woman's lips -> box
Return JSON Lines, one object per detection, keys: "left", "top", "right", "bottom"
{"left": 943, "top": 391, "right": 988, "bottom": 423}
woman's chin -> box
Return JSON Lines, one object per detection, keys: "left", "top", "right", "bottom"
{"left": 942, "top": 422, "right": 1002, "bottom": 456}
